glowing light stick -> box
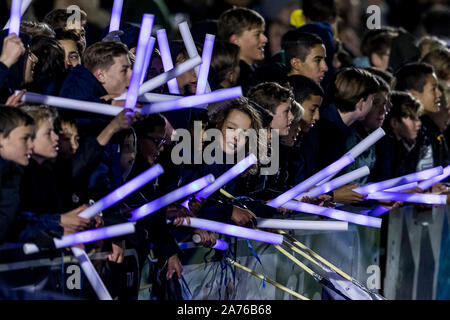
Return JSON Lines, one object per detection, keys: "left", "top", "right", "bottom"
{"left": 267, "top": 154, "right": 354, "bottom": 208}
{"left": 297, "top": 166, "right": 370, "bottom": 199}
{"left": 177, "top": 217, "right": 283, "bottom": 245}
{"left": 256, "top": 218, "right": 348, "bottom": 231}
{"left": 125, "top": 14, "right": 154, "bottom": 110}
{"left": 108, "top": 0, "right": 124, "bottom": 33}
{"left": 140, "top": 86, "right": 242, "bottom": 114}
{"left": 365, "top": 191, "right": 447, "bottom": 205}
{"left": 156, "top": 29, "right": 180, "bottom": 94}
{"left": 418, "top": 164, "right": 450, "bottom": 190}
{"left": 196, "top": 34, "right": 215, "bottom": 95}
{"left": 79, "top": 164, "right": 164, "bottom": 219}
{"left": 353, "top": 167, "right": 443, "bottom": 195}
{"left": 139, "top": 37, "right": 156, "bottom": 85}
{"left": 4, "top": 0, "right": 31, "bottom": 31}
{"left": 192, "top": 234, "right": 228, "bottom": 250}
{"left": 384, "top": 182, "right": 418, "bottom": 192}
{"left": 283, "top": 201, "right": 382, "bottom": 228}
{"left": 138, "top": 93, "right": 179, "bottom": 103}
{"left": 129, "top": 174, "right": 215, "bottom": 222}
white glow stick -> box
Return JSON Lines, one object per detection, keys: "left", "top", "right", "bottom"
{"left": 71, "top": 247, "right": 112, "bottom": 300}
{"left": 4, "top": 0, "right": 32, "bottom": 31}
{"left": 418, "top": 164, "right": 450, "bottom": 190}
{"left": 256, "top": 218, "right": 348, "bottom": 231}
{"left": 138, "top": 93, "right": 179, "bottom": 103}
{"left": 297, "top": 166, "right": 370, "bottom": 199}
{"left": 178, "top": 21, "right": 211, "bottom": 93}
{"left": 156, "top": 29, "right": 180, "bottom": 94}
{"left": 108, "top": 0, "right": 124, "bottom": 33}
{"left": 196, "top": 34, "right": 215, "bottom": 95}
{"left": 179, "top": 217, "right": 283, "bottom": 245}
{"left": 140, "top": 37, "right": 156, "bottom": 85}
{"left": 7, "top": 0, "right": 23, "bottom": 35}
{"left": 192, "top": 234, "right": 228, "bottom": 250}
{"left": 383, "top": 182, "right": 418, "bottom": 192}
{"left": 365, "top": 192, "right": 447, "bottom": 205}
{"left": 125, "top": 14, "right": 154, "bottom": 110}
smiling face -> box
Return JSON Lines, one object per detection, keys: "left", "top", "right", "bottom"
{"left": 32, "top": 120, "right": 59, "bottom": 162}
{"left": 299, "top": 95, "right": 322, "bottom": 132}
{"left": 269, "top": 101, "right": 294, "bottom": 136}
{"left": 138, "top": 126, "right": 166, "bottom": 166}
{"left": 291, "top": 44, "right": 328, "bottom": 84}
{"left": 231, "top": 27, "right": 268, "bottom": 66}
{"left": 97, "top": 54, "right": 132, "bottom": 96}
{"left": 410, "top": 73, "right": 442, "bottom": 113}
{"left": 0, "top": 125, "right": 34, "bottom": 166}
{"left": 221, "top": 109, "right": 252, "bottom": 155}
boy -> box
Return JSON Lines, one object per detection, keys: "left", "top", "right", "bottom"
{"left": 44, "top": 8, "right": 87, "bottom": 51}
{"left": 356, "top": 28, "right": 398, "bottom": 72}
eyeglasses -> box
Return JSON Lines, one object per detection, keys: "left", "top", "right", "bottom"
{"left": 144, "top": 135, "right": 166, "bottom": 148}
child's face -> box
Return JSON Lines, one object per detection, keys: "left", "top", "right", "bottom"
{"left": 294, "top": 44, "right": 328, "bottom": 84}
{"left": 221, "top": 109, "right": 252, "bottom": 155}
{"left": 58, "top": 122, "right": 79, "bottom": 157}
{"left": 232, "top": 26, "right": 268, "bottom": 65}
{"left": 281, "top": 120, "right": 301, "bottom": 147}
{"left": 58, "top": 39, "right": 81, "bottom": 68}
{"left": 100, "top": 54, "right": 132, "bottom": 96}
{"left": 361, "top": 91, "right": 389, "bottom": 130}
{"left": 394, "top": 116, "right": 421, "bottom": 141}
{"left": 411, "top": 73, "right": 441, "bottom": 113}
{"left": 358, "top": 94, "right": 376, "bottom": 120}
{"left": 138, "top": 126, "right": 166, "bottom": 166}
{"left": 24, "top": 51, "right": 38, "bottom": 84}
{"left": 0, "top": 125, "right": 34, "bottom": 166}
{"left": 176, "top": 55, "right": 197, "bottom": 95}
{"left": 120, "top": 133, "right": 136, "bottom": 178}
{"left": 149, "top": 55, "right": 165, "bottom": 93}
{"left": 299, "top": 95, "right": 322, "bottom": 132}
{"left": 33, "top": 120, "right": 59, "bottom": 160}
{"left": 270, "top": 101, "right": 294, "bottom": 136}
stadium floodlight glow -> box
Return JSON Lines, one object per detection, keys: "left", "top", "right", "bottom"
{"left": 23, "top": 223, "right": 135, "bottom": 254}
{"left": 354, "top": 166, "right": 443, "bottom": 195}
{"left": 383, "top": 182, "right": 418, "bottom": 192}
{"left": 125, "top": 14, "right": 154, "bottom": 110}
{"left": 129, "top": 174, "right": 215, "bottom": 222}
{"left": 156, "top": 29, "right": 180, "bottom": 94}
{"left": 267, "top": 154, "right": 354, "bottom": 208}
{"left": 196, "top": 34, "right": 215, "bottom": 95}
{"left": 140, "top": 86, "right": 242, "bottom": 114}
{"left": 78, "top": 164, "right": 164, "bottom": 219}
{"left": 177, "top": 217, "right": 283, "bottom": 245}
{"left": 365, "top": 191, "right": 447, "bottom": 205}
{"left": 140, "top": 37, "right": 156, "bottom": 85}
{"left": 297, "top": 166, "right": 370, "bottom": 199}
{"left": 4, "top": 0, "right": 31, "bottom": 31}
{"left": 108, "top": 0, "right": 124, "bottom": 33}
{"left": 283, "top": 201, "right": 382, "bottom": 228}
{"left": 418, "top": 164, "right": 450, "bottom": 191}
{"left": 256, "top": 218, "right": 348, "bottom": 231}
{"left": 8, "top": 0, "right": 23, "bottom": 35}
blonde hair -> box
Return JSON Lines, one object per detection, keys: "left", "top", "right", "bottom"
{"left": 20, "top": 105, "right": 58, "bottom": 130}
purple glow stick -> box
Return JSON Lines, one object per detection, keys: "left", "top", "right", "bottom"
{"left": 108, "top": 0, "right": 124, "bottom": 33}
{"left": 178, "top": 217, "right": 283, "bottom": 244}
{"left": 283, "top": 201, "right": 382, "bottom": 228}
{"left": 79, "top": 164, "right": 164, "bottom": 219}
{"left": 138, "top": 93, "right": 179, "bottom": 103}
{"left": 125, "top": 14, "right": 154, "bottom": 110}
{"left": 384, "top": 182, "right": 418, "bottom": 192}
{"left": 267, "top": 154, "right": 354, "bottom": 208}
{"left": 4, "top": 0, "right": 31, "bottom": 31}
{"left": 365, "top": 191, "right": 447, "bottom": 205}
{"left": 192, "top": 234, "right": 228, "bottom": 250}
{"left": 129, "top": 174, "right": 215, "bottom": 222}
{"left": 71, "top": 247, "right": 112, "bottom": 300}
{"left": 140, "top": 86, "right": 242, "bottom": 114}
{"left": 23, "top": 223, "right": 135, "bottom": 254}
{"left": 297, "top": 166, "right": 370, "bottom": 199}
{"left": 418, "top": 164, "right": 450, "bottom": 190}
{"left": 140, "top": 37, "right": 156, "bottom": 85}
{"left": 196, "top": 34, "right": 215, "bottom": 95}
{"left": 156, "top": 29, "right": 180, "bottom": 94}
{"left": 256, "top": 218, "right": 348, "bottom": 231}
{"left": 354, "top": 166, "right": 443, "bottom": 195}
{"left": 8, "top": 0, "right": 22, "bottom": 35}
{"left": 369, "top": 206, "right": 391, "bottom": 217}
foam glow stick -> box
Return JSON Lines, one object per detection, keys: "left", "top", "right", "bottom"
{"left": 297, "top": 166, "right": 370, "bottom": 199}
{"left": 108, "top": 0, "right": 124, "bottom": 33}
{"left": 267, "top": 154, "right": 354, "bottom": 208}
{"left": 138, "top": 55, "right": 202, "bottom": 95}
{"left": 369, "top": 206, "right": 391, "bottom": 217}
{"left": 196, "top": 34, "right": 215, "bottom": 95}
{"left": 138, "top": 93, "right": 179, "bottom": 103}
{"left": 178, "top": 217, "right": 283, "bottom": 244}
{"left": 8, "top": 0, "right": 22, "bottom": 35}
{"left": 178, "top": 21, "right": 211, "bottom": 93}
{"left": 156, "top": 29, "right": 180, "bottom": 94}
{"left": 129, "top": 174, "right": 215, "bottom": 222}
{"left": 20, "top": 92, "right": 125, "bottom": 116}
{"left": 317, "top": 128, "right": 385, "bottom": 185}
{"left": 192, "top": 234, "right": 228, "bottom": 250}
{"left": 79, "top": 164, "right": 164, "bottom": 219}
{"left": 365, "top": 191, "right": 447, "bottom": 205}
{"left": 256, "top": 218, "right": 348, "bottom": 231}
{"left": 418, "top": 164, "right": 450, "bottom": 190}
{"left": 23, "top": 223, "right": 135, "bottom": 254}
{"left": 71, "top": 247, "right": 112, "bottom": 300}
{"left": 140, "top": 37, "right": 156, "bottom": 85}
{"left": 354, "top": 166, "right": 443, "bottom": 195}
{"left": 384, "top": 182, "right": 418, "bottom": 192}
{"left": 140, "top": 86, "right": 243, "bottom": 114}
{"left": 283, "top": 201, "right": 382, "bottom": 228}
{"left": 4, "top": 0, "right": 31, "bottom": 31}
{"left": 125, "top": 14, "right": 154, "bottom": 110}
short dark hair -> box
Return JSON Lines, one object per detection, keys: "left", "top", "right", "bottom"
{"left": 387, "top": 91, "right": 423, "bottom": 122}
{"left": 281, "top": 31, "right": 324, "bottom": 71}
{"left": 210, "top": 41, "right": 240, "bottom": 87}
{"left": 30, "top": 36, "right": 66, "bottom": 81}
{"left": 0, "top": 106, "right": 34, "bottom": 138}
{"left": 394, "top": 62, "right": 435, "bottom": 93}
{"left": 133, "top": 114, "right": 166, "bottom": 138}
{"left": 247, "top": 82, "right": 294, "bottom": 114}
{"left": 360, "top": 28, "right": 398, "bottom": 57}
{"left": 82, "top": 41, "right": 129, "bottom": 73}
{"left": 364, "top": 67, "right": 394, "bottom": 85}
{"left": 55, "top": 28, "right": 84, "bottom": 56}
{"left": 302, "top": 0, "right": 337, "bottom": 22}
{"left": 21, "top": 21, "right": 55, "bottom": 37}
{"left": 43, "top": 8, "right": 87, "bottom": 30}
{"left": 421, "top": 48, "right": 450, "bottom": 81}
{"left": 287, "top": 75, "right": 324, "bottom": 103}
{"left": 218, "top": 7, "right": 265, "bottom": 41}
